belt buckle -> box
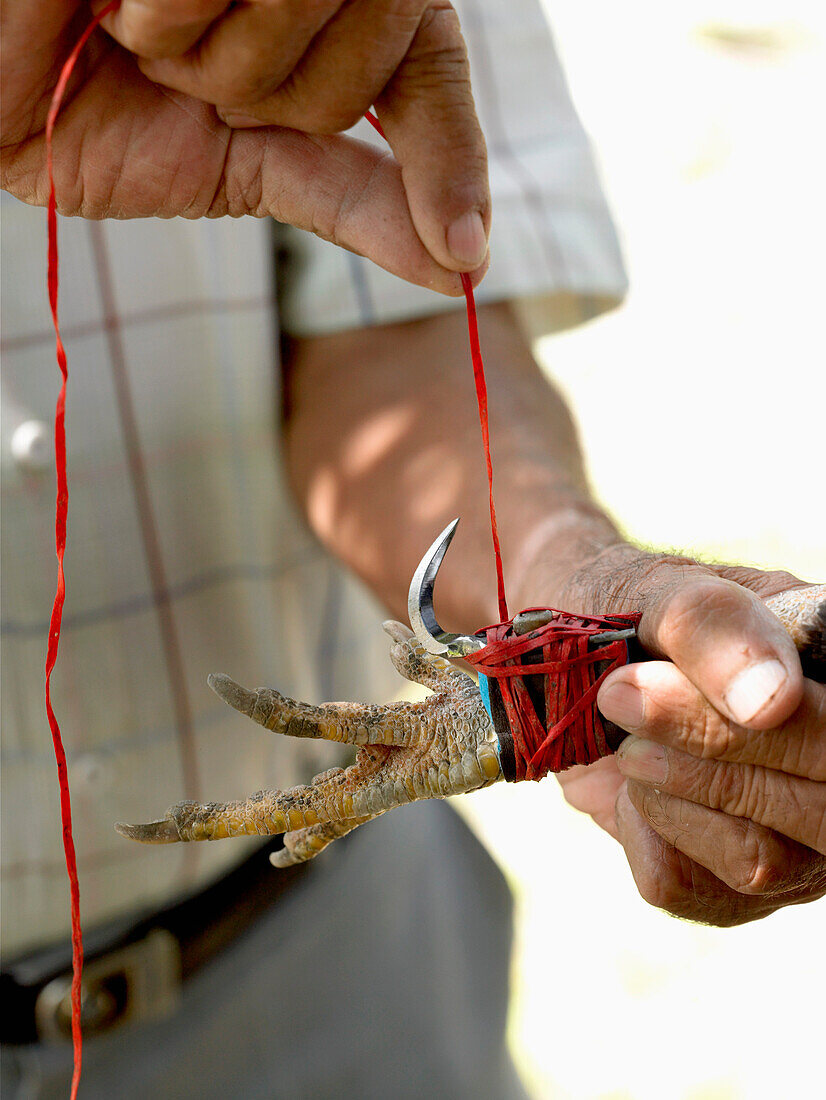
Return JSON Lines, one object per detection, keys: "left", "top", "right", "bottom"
{"left": 34, "top": 928, "right": 182, "bottom": 1043}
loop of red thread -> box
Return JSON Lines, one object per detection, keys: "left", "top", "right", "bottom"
{"left": 45, "top": 4, "right": 120, "bottom": 1095}
{"left": 468, "top": 610, "right": 641, "bottom": 780}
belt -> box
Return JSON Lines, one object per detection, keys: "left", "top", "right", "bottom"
{"left": 1, "top": 839, "right": 308, "bottom": 1045}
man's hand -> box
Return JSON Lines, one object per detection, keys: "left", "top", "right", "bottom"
{"left": 281, "top": 304, "right": 825, "bottom": 926}
{"left": 555, "top": 555, "right": 826, "bottom": 926}
{"left": 1, "top": 0, "right": 489, "bottom": 292}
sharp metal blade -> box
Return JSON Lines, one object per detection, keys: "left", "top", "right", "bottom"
{"left": 407, "top": 518, "right": 483, "bottom": 657}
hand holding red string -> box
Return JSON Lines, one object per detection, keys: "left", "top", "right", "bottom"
{"left": 0, "top": 0, "right": 490, "bottom": 293}
{"left": 547, "top": 551, "right": 826, "bottom": 926}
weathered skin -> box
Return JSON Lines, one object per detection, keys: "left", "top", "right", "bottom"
{"left": 116, "top": 587, "right": 826, "bottom": 865}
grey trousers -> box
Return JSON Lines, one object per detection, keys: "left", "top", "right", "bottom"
{"left": 2, "top": 803, "right": 528, "bottom": 1099}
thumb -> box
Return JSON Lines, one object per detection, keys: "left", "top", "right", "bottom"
{"left": 635, "top": 566, "right": 805, "bottom": 729}
{"left": 375, "top": 2, "right": 491, "bottom": 273}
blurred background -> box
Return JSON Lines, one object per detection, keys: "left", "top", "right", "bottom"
{"left": 456, "top": 1, "right": 825, "bottom": 1097}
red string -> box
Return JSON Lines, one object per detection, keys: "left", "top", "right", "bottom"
{"left": 364, "top": 108, "right": 507, "bottom": 617}
{"left": 45, "top": 3, "right": 120, "bottom": 1094}
{"left": 363, "top": 109, "right": 385, "bottom": 139}
{"left": 460, "top": 272, "right": 508, "bottom": 621}
{"left": 468, "top": 610, "right": 641, "bottom": 780}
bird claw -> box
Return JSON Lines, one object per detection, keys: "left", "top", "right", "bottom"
{"left": 206, "top": 673, "right": 256, "bottom": 717}
{"left": 116, "top": 622, "right": 499, "bottom": 860}
{"left": 113, "top": 817, "right": 181, "bottom": 844}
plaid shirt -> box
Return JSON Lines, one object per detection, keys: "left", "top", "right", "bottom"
{"left": 0, "top": 0, "right": 626, "bottom": 958}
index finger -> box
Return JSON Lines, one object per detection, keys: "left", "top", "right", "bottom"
{"left": 604, "top": 660, "right": 826, "bottom": 780}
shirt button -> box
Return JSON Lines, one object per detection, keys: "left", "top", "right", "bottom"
{"left": 11, "top": 420, "right": 52, "bottom": 471}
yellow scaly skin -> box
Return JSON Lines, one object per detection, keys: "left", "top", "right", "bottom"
{"left": 115, "top": 622, "right": 501, "bottom": 865}
{"left": 116, "top": 587, "right": 826, "bottom": 865}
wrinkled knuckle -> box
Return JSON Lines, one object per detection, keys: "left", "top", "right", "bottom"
{"left": 218, "top": 149, "right": 265, "bottom": 218}
{"left": 707, "top": 761, "right": 752, "bottom": 817}
{"left": 635, "top": 860, "right": 720, "bottom": 921}
{"left": 668, "top": 854, "right": 754, "bottom": 926}
{"left": 421, "top": 2, "right": 462, "bottom": 40}
{"left": 634, "top": 865, "right": 686, "bottom": 914}
{"left": 772, "top": 781, "right": 826, "bottom": 855}
{"left": 739, "top": 858, "right": 777, "bottom": 896}
{"left": 736, "top": 833, "right": 826, "bottom": 897}
{"left": 303, "top": 172, "right": 352, "bottom": 248}
{"left": 678, "top": 709, "right": 706, "bottom": 757}
{"left": 695, "top": 710, "right": 740, "bottom": 762}
{"left": 413, "top": 4, "right": 470, "bottom": 75}
{"left": 734, "top": 831, "right": 787, "bottom": 895}
{"left": 680, "top": 705, "right": 724, "bottom": 760}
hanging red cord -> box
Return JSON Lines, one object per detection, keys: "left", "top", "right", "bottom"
{"left": 44, "top": 3, "right": 120, "bottom": 1095}
{"left": 459, "top": 271, "right": 508, "bottom": 622}
{"left": 366, "top": 109, "right": 507, "bottom": 618}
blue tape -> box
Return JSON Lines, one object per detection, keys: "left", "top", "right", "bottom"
{"left": 477, "top": 672, "right": 493, "bottom": 722}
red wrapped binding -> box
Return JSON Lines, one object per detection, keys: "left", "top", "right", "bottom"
{"left": 467, "top": 609, "right": 641, "bottom": 780}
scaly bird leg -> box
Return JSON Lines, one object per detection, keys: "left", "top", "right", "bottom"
{"left": 116, "top": 588, "right": 826, "bottom": 863}
{"left": 115, "top": 623, "right": 501, "bottom": 861}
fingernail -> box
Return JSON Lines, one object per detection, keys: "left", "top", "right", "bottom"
{"left": 598, "top": 681, "right": 644, "bottom": 730}
{"left": 446, "top": 210, "right": 487, "bottom": 267}
{"left": 616, "top": 737, "right": 667, "bottom": 784}
{"left": 723, "top": 659, "right": 787, "bottom": 726}
{"left": 218, "top": 111, "right": 265, "bottom": 128}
